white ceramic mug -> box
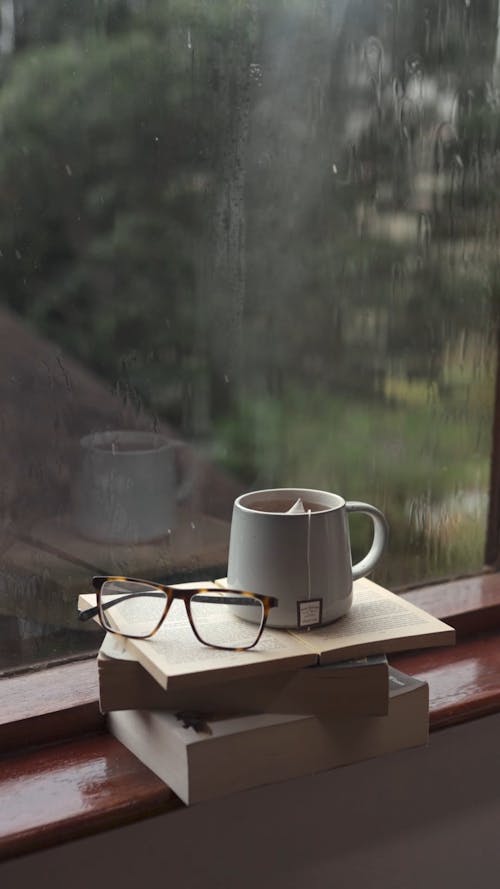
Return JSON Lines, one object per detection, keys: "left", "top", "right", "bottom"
{"left": 73, "top": 430, "right": 192, "bottom": 544}
{"left": 227, "top": 487, "right": 388, "bottom": 629}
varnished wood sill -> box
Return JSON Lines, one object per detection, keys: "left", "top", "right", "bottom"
{"left": 2, "top": 572, "right": 500, "bottom": 863}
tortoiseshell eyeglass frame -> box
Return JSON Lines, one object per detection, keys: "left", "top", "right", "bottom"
{"left": 78, "top": 575, "right": 279, "bottom": 651}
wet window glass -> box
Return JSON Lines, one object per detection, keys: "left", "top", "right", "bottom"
{"left": 0, "top": 0, "right": 497, "bottom": 671}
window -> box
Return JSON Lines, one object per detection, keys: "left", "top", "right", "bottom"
{"left": 1, "top": 0, "right": 499, "bottom": 673}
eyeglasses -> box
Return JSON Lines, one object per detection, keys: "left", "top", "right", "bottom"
{"left": 78, "top": 575, "right": 278, "bottom": 651}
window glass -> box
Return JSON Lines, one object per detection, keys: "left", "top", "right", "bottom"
{"left": 0, "top": 0, "right": 497, "bottom": 672}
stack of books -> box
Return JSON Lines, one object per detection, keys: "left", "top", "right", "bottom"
{"left": 79, "top": 578, "right": 454, "bottom": 805}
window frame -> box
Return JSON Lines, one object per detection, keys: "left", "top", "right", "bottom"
{"left": 485, "top": 334, "right": 500, "bottom": 567}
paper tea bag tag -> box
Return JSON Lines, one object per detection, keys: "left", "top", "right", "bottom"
{"left": 297, "top": 598, "right": 323, "bottom": 629}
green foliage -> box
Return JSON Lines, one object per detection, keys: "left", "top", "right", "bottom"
{"left": 0, "top": 27, "right": 224, "bottom": 412}
{"left": 215, "top": 382, "right": 491, "bottom": 586}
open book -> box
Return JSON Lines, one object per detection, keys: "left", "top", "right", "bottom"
{"left": 78, "top": 577, "right": 454, "bottom": 691}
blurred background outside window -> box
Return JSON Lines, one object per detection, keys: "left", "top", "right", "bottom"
{"left": 1, "top": 0, "right": 499, "bottom": 672}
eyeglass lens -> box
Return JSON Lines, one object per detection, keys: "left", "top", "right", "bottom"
{"left": 190, "top": 590, "right": 264, "bottom": 649}
{"left": 100, "top": 579, "right": 169, "bottom": 638}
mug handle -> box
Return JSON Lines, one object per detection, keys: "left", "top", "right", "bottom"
{"left": 345, "top": 501, "right": 389, "bottom": 580}
{"left": 170, "top": 440, "right": 197, "bottom": 504}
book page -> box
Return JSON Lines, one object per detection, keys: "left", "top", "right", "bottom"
{"left": 78, "top": 592, "right": 315, "bottom": 689}
{"left": 287, "top": 578, "right": 455, "bottom": 662}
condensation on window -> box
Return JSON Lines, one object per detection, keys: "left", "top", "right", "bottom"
{"left": 0, "top": 0, "right": 498, "bottom": 671}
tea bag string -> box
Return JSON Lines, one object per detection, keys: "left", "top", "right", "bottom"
{"left": 286, "top": 498, "right": 312, "bottom": 600}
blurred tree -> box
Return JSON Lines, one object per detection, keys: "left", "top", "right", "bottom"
{"left": 0, "top": 0, "right": 259, "bottom": 434}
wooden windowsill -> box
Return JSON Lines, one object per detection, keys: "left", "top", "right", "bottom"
{"left": 2, "top": 572, "right": 500, "bottom": 863}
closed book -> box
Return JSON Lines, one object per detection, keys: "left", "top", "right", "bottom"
{"left": 107, "top": 667, "right": 429, "bottom": 805}
{"left": 78, "top": 577, "right": 454, "bottom": 691}
{"left": 98, "top": 633, "right": 390, "bottom": 717}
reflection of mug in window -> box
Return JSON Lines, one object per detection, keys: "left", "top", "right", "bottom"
{"left": 73, "top": 430, "right": 192, "bottom": 544}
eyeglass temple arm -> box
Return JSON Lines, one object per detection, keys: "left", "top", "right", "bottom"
{"left": 78, "top": 591, "right": 166, "bottom": 622}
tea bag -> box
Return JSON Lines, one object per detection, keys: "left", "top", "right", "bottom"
{"left": 286, "top": 497, "right": 307, "bottom": 514}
